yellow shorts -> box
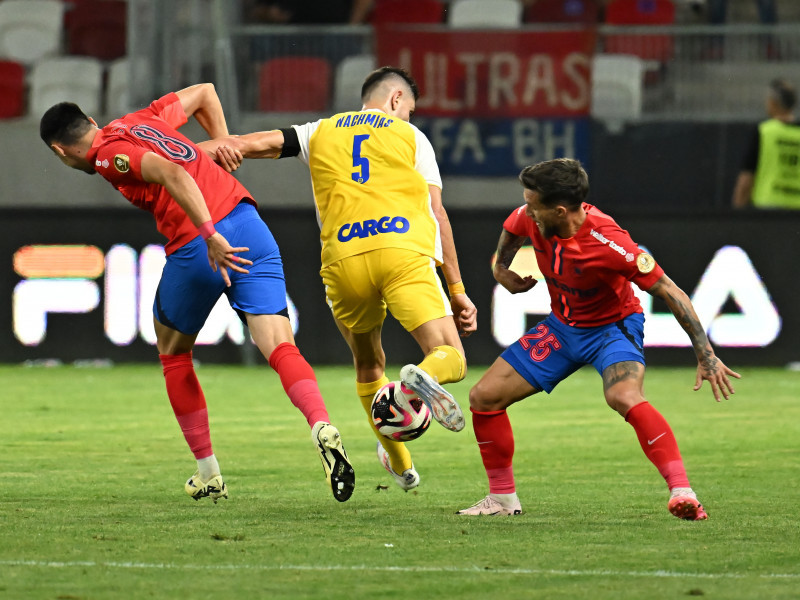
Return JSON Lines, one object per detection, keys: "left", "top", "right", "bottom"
{"left": 321, "top": 248, "right": 452, "bottom": 334}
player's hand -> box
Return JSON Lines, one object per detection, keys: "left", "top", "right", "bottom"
{"left": 496, "top": 269, "right": 537, "bottom": 294}
{"left": 205, "top": 232, "right": 253, "bottom": 287}
{"left": 450, "top": 293, "right": 477, "bottom": 337}
{"left": 693, "top": 355, "right": 740, "bottom": 402}
{"left": 215, "top": 145, "right": 244, "bottom": 173}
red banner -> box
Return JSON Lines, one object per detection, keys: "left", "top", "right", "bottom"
{"left": 375, "top": 27, "right": 596, "bottom": 118}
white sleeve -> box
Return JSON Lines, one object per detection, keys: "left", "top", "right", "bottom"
{"left": 412, "top": 124, "right": 442, "bottom": 190}
{"left": 292, "top": 120, "right": 322, "bottom": 166}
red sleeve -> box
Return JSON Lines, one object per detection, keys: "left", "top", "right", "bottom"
{"left": 631, "top": 251, "right": 665, "bottom": 291}
{"left": 145, "top": 92, "right": 189, "bottom": 130}
{"left": 93, "top": 138, "right": 149, "bottom": 185}
{"left": 502, "top": 205, "right": 531, "bottom": 237}
{"left": 596, "top": 223, "right": 664, "bottom": 289}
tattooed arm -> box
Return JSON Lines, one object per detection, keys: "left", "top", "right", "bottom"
{"left": 493, "top": 230, "right": 538, "bottom": 294}
{"left": 647, "top": 274, "right": 741, "bottom": 401}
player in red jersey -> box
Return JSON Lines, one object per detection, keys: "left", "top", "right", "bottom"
{"left": 39, "top": 83, "right": 355, "bottom": 503}
{"left": 457, "top": 158, "right": 740, "bottom": 520}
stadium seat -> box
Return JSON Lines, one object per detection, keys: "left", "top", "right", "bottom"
{"left": 30, "top": 56, "right": 104, "bottom": 117}
{"left": 603, "top": 0, "right": 675, "bottom": 63}
{"left": 106, "top": 56, "right": 151, "bottom": 115}
{"left": 524, "top": 0, "right": 600, "bottom": 24}
{"left": 591, "top": 54, "right": 645, "bottom": 130}
{"left": 65, "top": 0, "right": 127, "bottom": 62}
{"left": 0, "top": 60, "right": 26, "bottom": 119}
{"left": 0, "top": 0, "right": 65, "bottom": 66}
{"left": 371, "top": 0, "right": 445, "bottom": 25}
{"left": 259, "top": 57, "right": 332, "bottom": 113}
{"left": 448, "top": 0, "right": 523, "bottom": 28}
{"left": 106, "top": 58, "right": 130, "bottom": 116}
{"left": 333, "top": 54, "right": 377, "bottom": 113}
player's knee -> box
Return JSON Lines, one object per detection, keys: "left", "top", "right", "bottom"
{"left": 605, "top": 389, "right": 643, "bottom": 416}
{"left": 468, "top": 381, "right": 504, "bottom": 412}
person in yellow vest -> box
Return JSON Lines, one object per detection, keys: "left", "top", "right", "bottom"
{"left": 733, "top": 78, "right": 800, "bottom": 209}
{"left": 208, "top": 67, "right": 478, "bottom": 492}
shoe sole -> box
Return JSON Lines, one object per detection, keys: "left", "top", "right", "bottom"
{"left": 456, "top": 509, "right": 522, "bottom": 516}
{"left": 317, "top": 428, "right": 356, "bottom": 502}
{"left": 668, "top": 498, "right": 708, "bottom": 521}
{"left": 399, "top": 365, "right": 465, "bottom": 432}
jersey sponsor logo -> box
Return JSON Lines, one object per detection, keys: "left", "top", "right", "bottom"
{"left": 335, "top": 113, "right": 394, "bottom": 129}
{"left": 113, "top": 154, "right": 130, "bottom": 173}
{"left": 131, "top": 125, "right": 197, "bottom": 162}
{"left": 337, "top": 216, "right": 410, "bottom": 242}
{"left": 589, "top": 228, "right": 628, "bottom": 257}
{"left": 636, "top": 252, "right": 655, "bottom": 273}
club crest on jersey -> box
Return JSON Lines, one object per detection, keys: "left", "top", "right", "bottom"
{"left": 337, "top": 216, "right": 410, "bottom": 242}
{"left": 113, "top": 154, "right": 130, "bottom": 173}
{"left": 636, "top": 252, "right": 655, "bottom": 273}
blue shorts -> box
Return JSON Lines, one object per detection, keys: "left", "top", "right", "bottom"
{"left": 154, "top": 202, "right": 288, "bottom": 335}
{"left": 501, "top": 312, "right": 646, "bottom": 393}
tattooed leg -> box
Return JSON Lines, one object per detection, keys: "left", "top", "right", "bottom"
{"left": 602, "top": 361, "right": 645, "bottom": 416}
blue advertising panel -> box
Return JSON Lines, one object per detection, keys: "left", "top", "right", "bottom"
{"left": 414, "top": 116, "right": 591, "bottom": 176}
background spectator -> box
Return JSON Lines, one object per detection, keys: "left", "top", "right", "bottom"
{"left": 732, "top": 78, "right": 800, "bottom": 209}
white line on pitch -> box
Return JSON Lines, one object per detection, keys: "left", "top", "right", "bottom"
{"left": 1, "top": 560, "right": 799, "bottom": 580}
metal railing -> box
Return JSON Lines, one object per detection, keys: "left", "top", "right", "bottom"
{"left": 125, "top": 0, "right": 800, "bottom": 123}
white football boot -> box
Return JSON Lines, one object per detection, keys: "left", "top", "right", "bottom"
{"left": 312, "top": 422, "right": 355, "bottom": 502}
{"left": 399, "top": 364, "right": 465, "bottom": 432}
{"left": 456, "top": 494, "right": 522, "bottom": 516}
{"left": 377, "top": 442, "right": 420, "bottom": 491}
{"left": 185, "top": 471, "right": 228, "bottom": 503}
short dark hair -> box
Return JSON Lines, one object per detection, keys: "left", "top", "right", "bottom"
{"left": 361, "top": 66, "right": 419, "bottom": 102}
{"left": 769, "top": 78, "right": 796, "bottom": 111}
{"left": 519, "top": 158, "right": 589, "bottom": 210}
{"left": 40, "top": 102, "right": 93, "bottom": 146}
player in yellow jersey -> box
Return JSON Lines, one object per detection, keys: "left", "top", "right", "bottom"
{"left": 211, "top": 67, "right": 477, "bottom": 491}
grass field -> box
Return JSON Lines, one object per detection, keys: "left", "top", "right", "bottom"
{"left": 2, "top": 363, "right": 799, "bottom": 599}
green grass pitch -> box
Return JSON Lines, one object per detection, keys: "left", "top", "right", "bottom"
{"left": 2, "top": 363, "right": 798, "bottom": 599}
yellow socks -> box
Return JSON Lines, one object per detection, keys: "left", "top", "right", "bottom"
{"left": 417, "top": 345, "right": 466, "bottom": 385}
{"left": 357, "top": 377, "right": 412, "bottom": 474}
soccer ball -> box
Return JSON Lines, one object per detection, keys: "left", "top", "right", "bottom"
{"left": 371, "top": 381, "right": 432, "bottom": 442}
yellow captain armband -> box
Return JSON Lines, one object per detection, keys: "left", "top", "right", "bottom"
{"left": 448, "top": 281, "right": 466, "bottom": 296}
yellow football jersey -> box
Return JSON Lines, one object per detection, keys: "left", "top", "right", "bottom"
{"left": 293, "top": 109, "right": 443, "bottom": 268}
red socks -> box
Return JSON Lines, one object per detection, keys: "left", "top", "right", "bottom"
{"left": 160, "top": 352, "right": 212, "bottom": 460}
{"left": 159, "top": 345, "right": 328, "bottom": 460}
{"left": 268, "top": 342, "right": 330, "bottom": 427}
{"left": 625, "top": 401, "right": 690, "bottom": 490}
{"left": 472, "top": 409, "right": 516, "bottom": 494}
{"left": 473, "top": 401, "right": 689, "bottom": 494}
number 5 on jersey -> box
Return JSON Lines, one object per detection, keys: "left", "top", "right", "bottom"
{"left": 352, "top": 134, "right": 370, "bottom": 184}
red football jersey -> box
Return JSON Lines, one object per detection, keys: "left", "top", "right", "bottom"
{"left": 86, "top": 93, "right": 253, "bottom": 254}
{"left": 503, "top": 203, "right": 664, "bottom": 327}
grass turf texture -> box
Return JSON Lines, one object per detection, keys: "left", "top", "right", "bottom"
{"left": 1, "top": 364, "right": 798, "bottom": 599}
